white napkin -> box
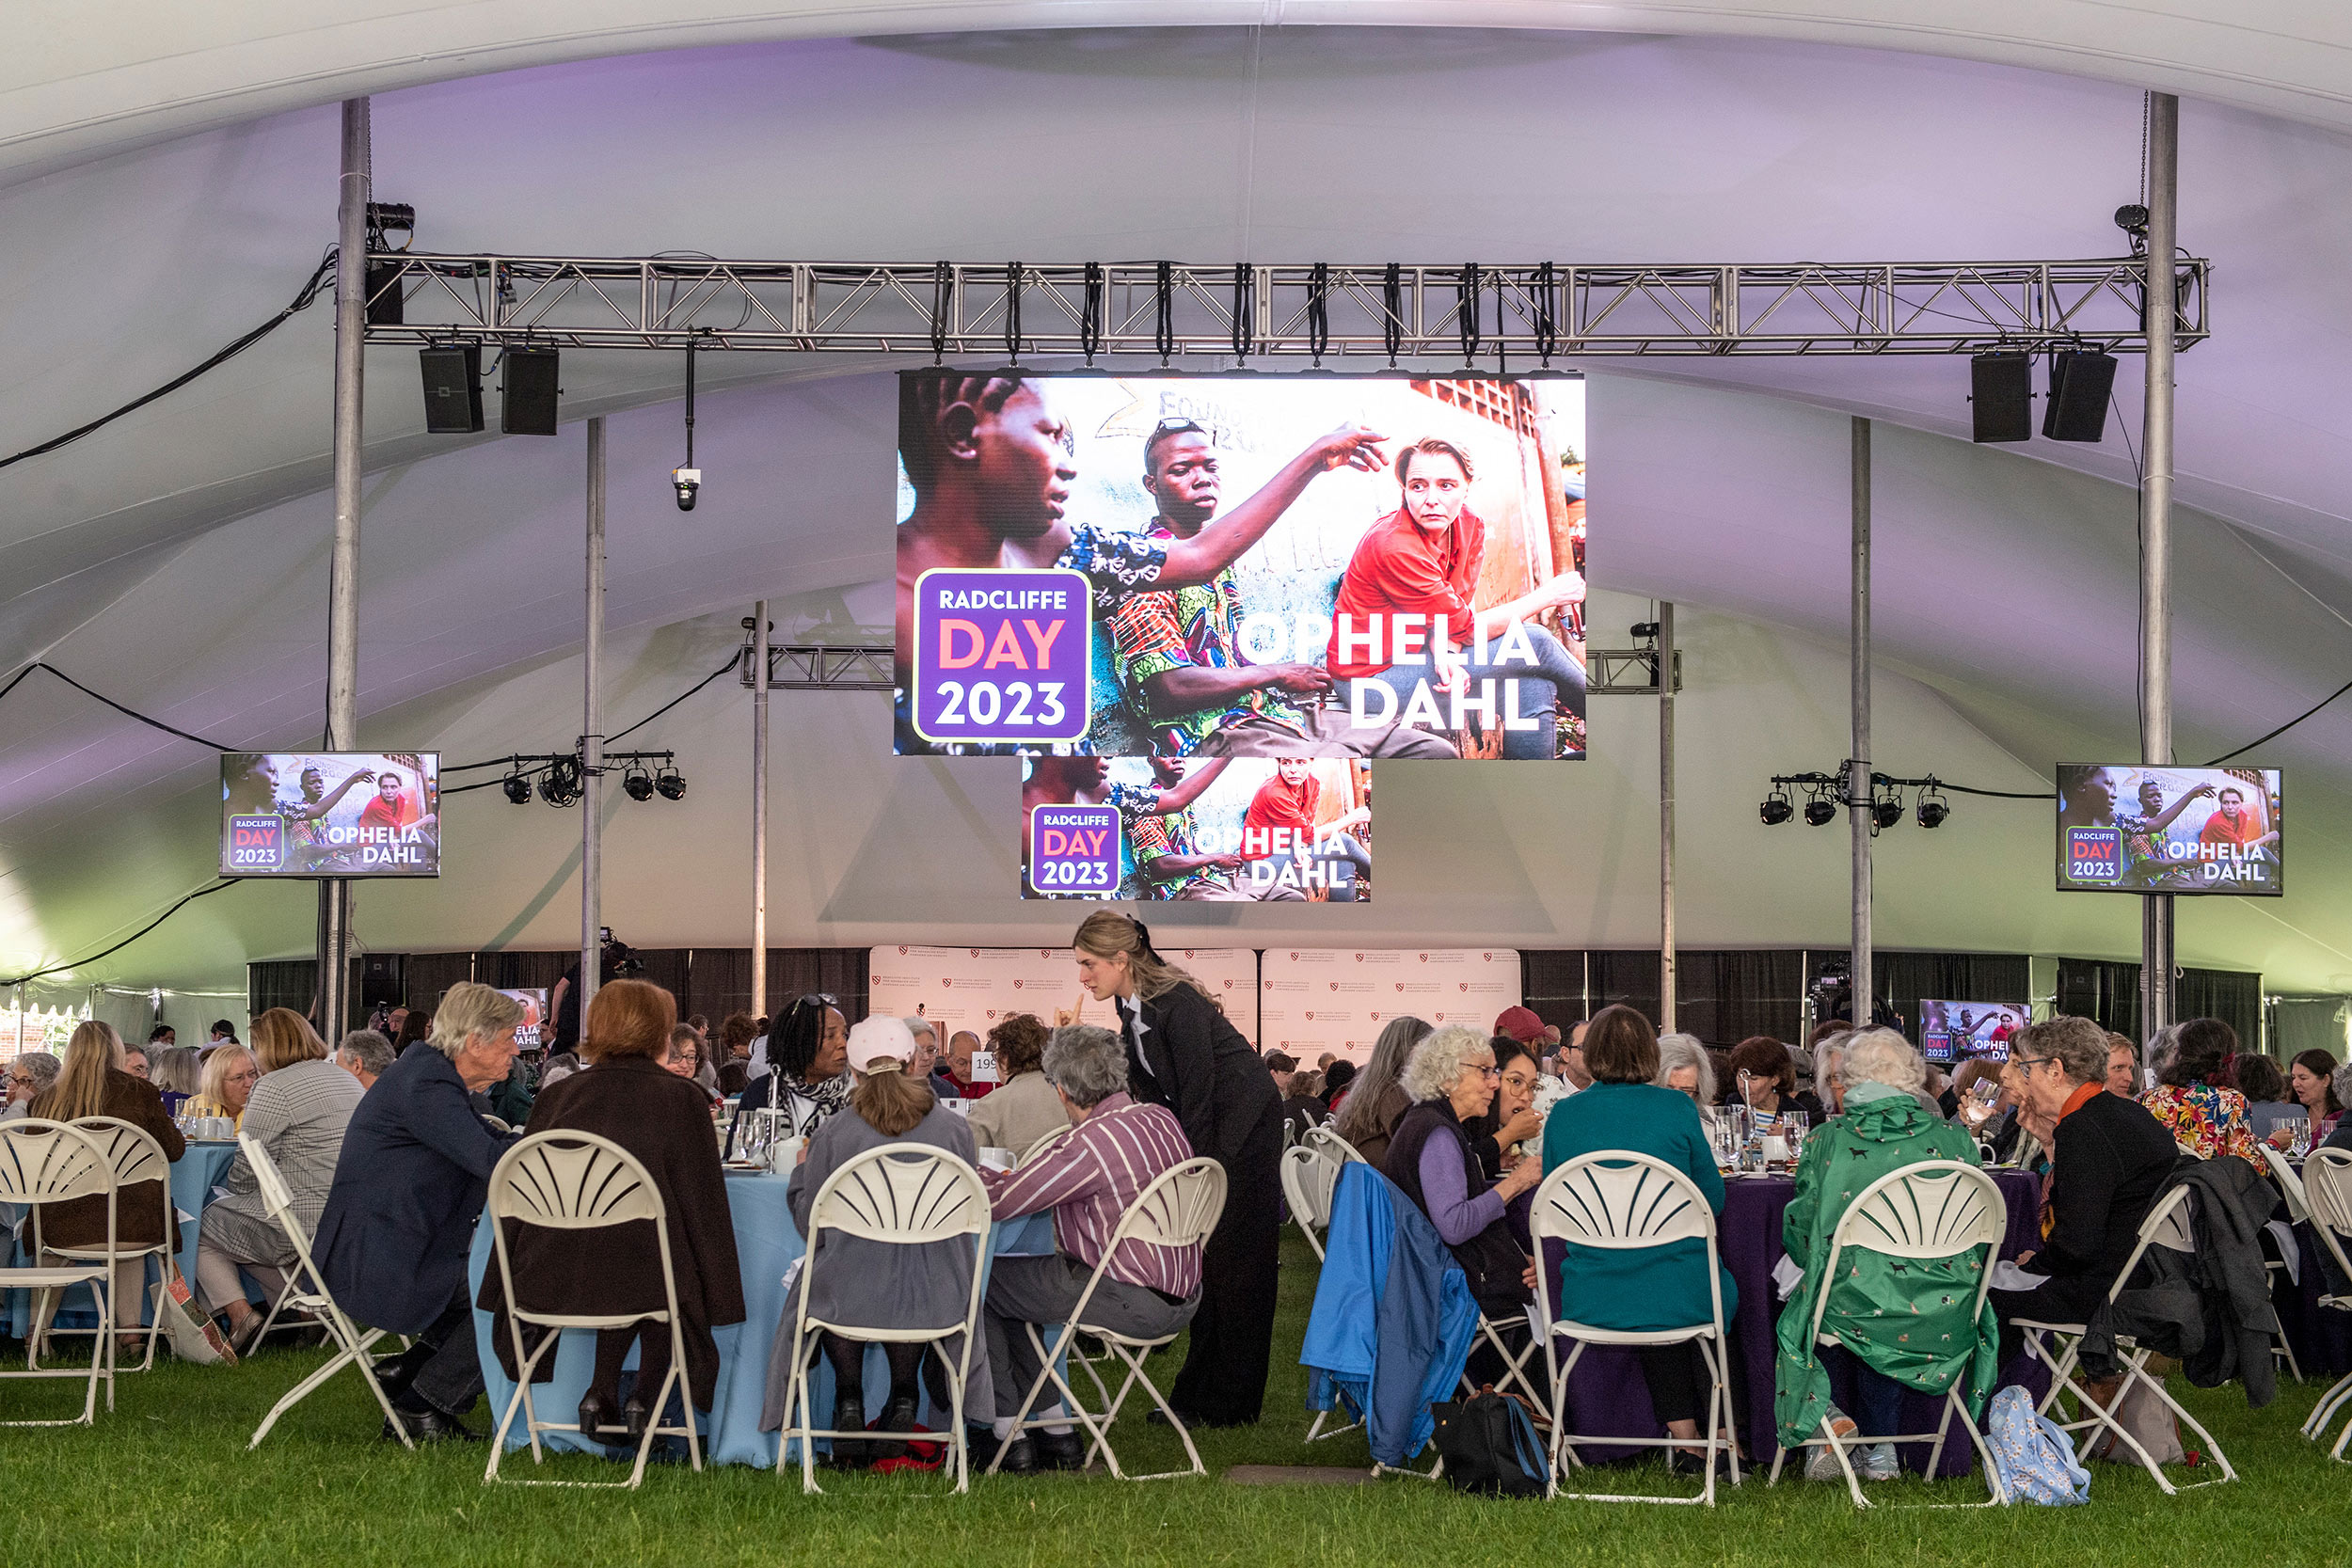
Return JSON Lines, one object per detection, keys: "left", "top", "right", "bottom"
{"left": 1989, "top": 1259, "right": 2049, "bottom": 1292}
{"left": 1772, "top": 1253, "right": 1804, "bottom": 1301}
{"left": 2267, "top": 1219, "right": 2301, "bottom": 1286}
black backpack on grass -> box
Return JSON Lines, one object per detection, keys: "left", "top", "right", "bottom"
{"left": 1430, "top": 1390, "right": 1547, "bottom": 1497}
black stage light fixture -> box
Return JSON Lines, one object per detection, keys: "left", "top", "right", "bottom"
{"left": 537, "top": 753, "right": 583, "bottom": 808}
{"left": 1630, "top": 621, "right": 1661, "bottom": 641}
{"left": 501, "top": 346, "right": 561, "bottom": 436}
{"left": 1916, "top": 784, "right": 1951, "bottom": 830}
{"left": 622, "top": 761, "right": 656, "bottom": 802}
{"left": 1759, "top": 784, "right": 1794, "bottom": 827}
{"left": 501, "top": 766, "right": 532, "bottom": 805}
{"left": 363, "top": 201, "right": 414, "bottom": 327}
{"left": 1970, "top": 352, "right": 2032, "bottom": 443}
{"left": 1803, "top": 789, "right": 1838, "bottom": 829}
{"left": 1873, "top": 789, "right": 1906, "bottom": 832}
{"left": 2042, "top": 349, "right": 2117, "bottom": 442}
{"left": 419, "top": 344, "right": 484, "bottom": 434}
{"left": 654, "top": 760, "right": 688, "bottom": 801}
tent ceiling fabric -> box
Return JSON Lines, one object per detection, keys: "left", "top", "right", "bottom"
{"left": 7, "top": 3, "right": 2352, "bottom": 184}
{"left": 4, "top": 25, "right": 2352, "bottom": 995}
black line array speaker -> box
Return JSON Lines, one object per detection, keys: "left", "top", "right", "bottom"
{"left": 501, "top": 347, "right": 561, "bottom": 436}
{"left": 362, "top": 261, "right": 405, "bottom": 327}
{"left": 359, "top": 953, "right": 405, "bottom": 1008}
{"left": 419, "top": 345, "right": 484, "bottom": 434}
{"left": 1969, "top": 352, "right": 2032, "bottom": 443}
{"left": 2042, "top": 350, "right": 2117, "bottom": 443}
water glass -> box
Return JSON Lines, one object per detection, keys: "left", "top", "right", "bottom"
{"left": 1783, "top": 1110, "right": 1809, "bottom": 1164}
{"left": 2287, "top": 1116, "right": 2313, "bottom": 1160}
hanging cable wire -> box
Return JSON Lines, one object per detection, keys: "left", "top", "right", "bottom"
{"left": 1153, "top": 261, "right": 1175, "bottom": 364}
{"left": 1080, "top": 262, "right": 1104, "bottom": 366}
{"left": 1382, "top": 263, "right": 1403, "bottom": 365}
{"left": 0, "top": 662, "right": 231, "bottom": 750}
{"left": 1004, "top": 262, "right": 1024, "bottom": 362}
{"left": 0, "top": 251, "right": 338, "bottom": 472}
{"left": 1232, "top": 264, "right": 1254, "bottom": 361}
{"left": 0, "top": 879, "right": 247, "bottom": 989}
{"left": 1307, "top": 263, "right": 1330, "bottom": 365}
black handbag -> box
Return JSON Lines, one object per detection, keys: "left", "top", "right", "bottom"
{"left": 1430, "top": 1389, "right": 1548, "bottom": 1497}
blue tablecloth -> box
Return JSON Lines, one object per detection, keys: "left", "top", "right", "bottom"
{"left": 6, "top": 1140, "right": 239, "bottom": 1334}
{"left": 468, "top": 1169, "right": 1056, "bottom": 1467}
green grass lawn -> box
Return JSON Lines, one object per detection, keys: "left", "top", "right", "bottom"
{"left": 7, "top": 1231, "right": 2347, "bottom": 1568}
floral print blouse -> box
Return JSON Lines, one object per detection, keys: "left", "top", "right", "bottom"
{"left": 2138, "top": 1082, "right": 2259, "bottom": 1164}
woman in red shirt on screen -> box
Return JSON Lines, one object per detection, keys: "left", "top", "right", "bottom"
{"left": 1240, "top": 760, "right": 1372, "bottom": 901}
{"left": 1325, "top": 437, "right": 1587, "bottom": 759}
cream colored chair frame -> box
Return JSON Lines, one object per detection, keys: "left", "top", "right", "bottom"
{"left": 1532, "top": 1152, "right": 1736, "bottom": 1505}
{"left": 242, "top": 1132, "right": 414, "bottom": 1450}
{"left": 2295, "top": 1150, "right": 2352, "bottom": 1457}
{"left": 27, "top": 1116, "right": 173, "bottom": 1381}
{"left": 2010, "top": 1182, "right": 2236, "bottom": 1493}
{"left": 777, "top": 1142, "right": 991, "bottom": 1495}
{"left": 1764, "top": 1160, "right": 2009, "bottom": 1508}
{"left": 484, "top": 1132, "right": 702, "bottom": 1489}
{"left": 1279, "top": 1143, "right": 1359, "bottom": 1444}
{"left": 0, "top": 1120, "right": 120, "bottom": 1425}
{"left": 986, "top": 1156, "right": 1226, "bottom": 1481}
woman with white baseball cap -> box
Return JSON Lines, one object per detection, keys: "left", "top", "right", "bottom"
{"left": 765, "top": 1014, "right": 989, "bottom": 1466}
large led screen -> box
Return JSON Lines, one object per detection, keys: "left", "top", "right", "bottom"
{"left": 220, "top": 752, "right": 440, "bottom": 878}
{"left": 896, "top": 372, "right": 1587, "bottom": 761}
{"left": 2055, "top": 766, "right": 2280, "bottom": 895}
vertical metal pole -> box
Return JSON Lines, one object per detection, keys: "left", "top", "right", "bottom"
{"left": 2140, "top": 93, "right": 2180, "bottom": 1041}
{"left": 580, "top": 418, "right": 606, "bottom": 1024}
{"left": 1851, "top": 417, "right": 1873, "bottom": 1025}
{"left": 317, "top": 97, "right": 369, "bottom": 1040}
{"left": 751, "top": 604, "right": 771, "bottom": 1024}
{"left": 1658, "top": 602, "right": 1677, "bottom": 1032}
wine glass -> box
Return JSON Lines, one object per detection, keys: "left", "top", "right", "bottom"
{"left": 1783, "top": 1110, "right": 1809, "bottom": 1167}
{"left": 2288, "top": 1116, "right": 2313, "bottom": 1160}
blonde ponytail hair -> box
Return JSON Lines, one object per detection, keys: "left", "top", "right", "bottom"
{"left": 1072, "top": 910, "right": 1217, "bottom": 1010}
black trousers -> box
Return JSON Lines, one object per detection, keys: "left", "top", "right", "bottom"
{"left": 1635, "top": 1334, "right": 1749, "bottom": 1432}
{"left": 1168, "top": 1100, "right": 1283, "bottom": 1425}
{"left": 398, "top": 1287, "right": 487, "bottom": 1418}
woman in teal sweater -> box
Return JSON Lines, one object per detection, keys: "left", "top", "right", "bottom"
{"left": 1542, "top": 1006, "right": 1740, "bottom": 1469}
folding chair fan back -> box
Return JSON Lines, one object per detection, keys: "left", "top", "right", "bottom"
{"left": 0, "top": 1119, "right": 113, "bottom": 1207}
{"left": 2263, "top": 1146, "right": 2312, "bottom": 1226}
{"left": 39, "top": 1117, "right": 176, "bottom": 1373}
{"left": 1304, "top": 1123, "right": 1364, "bottom": 1167}
{"left": 1019, "top": 1124, "right": 1073, "bottom": 1166}
{"left": 66, "top": 1117, "right": 170, "bottom": 1198}
{"left": 809, "top": 1143, "right": 989, "bottom": 1245}
{"left": 1115, "top": 1156, "right": 1227, "bottom": 1253}
{"left": 0, "top": 1120, "right": 119, "bottom": 1426}
{"left": 489, "top": 1135, "right": 665, "bottom": 1231}
{"left": 2296, "top": 1152, "right": 2352, "bottom": 1456}
{"left": 1280, "top": 1145, "right": 1340, "bottom": 1259}
{"left": 1533, "top": 1151, "right": 1715, "bottom": 1251}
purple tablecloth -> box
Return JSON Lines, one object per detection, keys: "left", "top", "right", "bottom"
{"left": 1549, "top": 1168, "right": 2042, "bottom": 1476}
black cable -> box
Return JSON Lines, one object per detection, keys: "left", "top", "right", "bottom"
{"left": 1458, "top": 262, "right": 1483, "bottom": 363}
{"left": 1534, "top": 261, "right": 1558, "bottom": 366}
{"left": 442, "top": 763, "right": 553, "bottom": 797}
{"left": 1382, "top": 263, "right": 1403, "bottom": 365}
{"left": 1154, "top": 261, "right": 1175, "bottom": 364}
{"left": 930, "top": 261, "right": 951, "bottom": 364}
{"left": 2203, "top": 675, "right": 2352, "bottom": 768}
{"left": 606, "top": 649, "right": 744, "bottom": 745}
{"left": 1306, "top": 263, "right": 1330, "bottom": 364}
{"left": 1080, "top": 262, "right": 1104, "bottom": 366}
{"left": 0, "top": 661, "right": 232, "bottom": 750}
{"left": 1, "top": 879, "right": 246, "bottom": 989}
{"left": 1232, "top": 263, "right": 1254, "bottom": 361}
{"left": 0, "top": 251, "right": 337, "bottom": 473}
{"left": 1004, "top": 262, "right": 1023, "bottom": 362}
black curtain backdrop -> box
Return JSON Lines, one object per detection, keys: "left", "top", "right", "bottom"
{"left": 403, "top": 952, "right": 473, "bottom": 1016}
{"left": 1674, "top": 951, "right": 1806, "bottom": 1046}
{"left": 1590, "top": 951, "right": 1663, "bottom": 1029}
{"left": 1877, "top": 953, "right": 2032, "bottom": 1049}
{"left": 2178, "top": 967, "right": 2264, "bottom": 1053}
{"left": 1519, "top": 952, "right": 1587, "bottom": 1034}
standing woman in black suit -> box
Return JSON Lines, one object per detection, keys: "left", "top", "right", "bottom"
{"left": 1071, "top": 910, "right": 1283, "bottom": 1427}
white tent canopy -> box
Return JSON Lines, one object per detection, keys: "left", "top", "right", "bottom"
{"left": 3, "top": 23, "right": 2349, "bottom": 1002}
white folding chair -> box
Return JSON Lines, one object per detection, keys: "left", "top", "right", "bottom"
{"left": 1532, "top": 1152, "right": 1737, "bottom": 1505}
{"left": 484, "top": 1132, "right": 703, "bottom": 1489}
{"left": 1018, "top": 1123, "right": 1074, "bottom": 1166}
{"left": 1764, "top": 1160, "right": 2009, "bottom": 1508}
{"left": 2255, "top": 1146, "right": 2308, "bottom": 1384}
{"left": 2010, "top": 1182, "right": 2236, "bottom": 1493}
{"left": 29, "top": 1116, "right": 173, "bottom": 1380}
{"left": 2295, "top": 1150, "right": 2352, "bottom": 1456}
{"left": 0, "top": 1120, "right": 119, "bottom": 1425}
{"left": 987, "top": 1156, "right": 1227, "bottom": 1481}
{"left": 1303, "top": 1123, "right": 1365, "bottom": 1167}
{"left": 1279, "top": 1144, "right": 1360, "bottom": 1444}
{"left": 776, "top": 1142, "right": 991, "bottom": 1495}
{"left": 243, "top": 1132, "right": 414, "bottom": 1450}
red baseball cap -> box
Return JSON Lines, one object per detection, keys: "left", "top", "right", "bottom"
{"left": 1494, "top": 1006, "right": 1547, "bottom": 1045}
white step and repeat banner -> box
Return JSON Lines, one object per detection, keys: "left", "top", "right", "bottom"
{"left": 868, "top": 945, "right": 1262, "bottom": 1044}
{"left": 1259, "top": 948, "right": 1522, "bottom": 1065}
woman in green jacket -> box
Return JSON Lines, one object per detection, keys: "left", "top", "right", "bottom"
{"left": 1773, "top": 1028, "right": 1997, "bottom": 1483}
{"left": 1542, "top": 1005, "right": 1740, "bottom": 1472}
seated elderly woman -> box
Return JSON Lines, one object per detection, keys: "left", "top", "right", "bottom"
{"left": 1773, "top": 1029, "right": 1994, "bottom": 1484}
{"left": 771, "top": 1016, "right": 980, "bottom": 1467}
{"left": 1382, "top": 1025, "right": 1543, "bottom": 1371}
{"left": 149, "top": 1046, "right": 203, "bottom": 1115}
{"left": 1726, "top": 1037, "right": 1810, "bottom": 1126}
{"left": 315, "top": 983, "right": 525, "bottom": 1441}
{"left": 977, "top": 1024, "right": 1201, "bottom": 1474}
{"left": 1987, "top": 1016, "right": 2177, "bottom": 1354}
{"left": 729, "top": 994, "right": 851, "bottom": 1155}
{"left": 1543, "top": 1005, "right": 1740, "bottom": 1474}
{"left": 1331, "top": 1015, "right": 1432, "bottom": 1165}
{"left": 665, "top": 1024, "right": 722, "bottom": 1105}
{"left": 1655, "top": 1034, "right": 1720, "bottom": 1128}
{"left": 25, "top": 1022, "right": 182, "bottom": 1354}
{"left": 196, "top": 1009, "right": 363, "bottom": 1354}
{"left": 967, "top": 1013, "right": 1071, "bottom": 1155}
{"left": 483, "top": 980, "right": 744, "bottom": 1443}
{"left": 2139, "top": 1017, "right": 2260, "bottom": 1163}
{"left": 2, "top": 1050, "right": 60, "bottom": 1119}
{"left": 185, "top": 1042, "right": 260, "bottom": 1129}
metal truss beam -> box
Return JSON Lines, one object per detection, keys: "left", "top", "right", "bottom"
{"left": 362, "top": 256, "right": 2206, "bottom": 359}
{"left": 1589, "top": 648, "right": 1682, "bottom": 696}
{"left": 741, "top": 644, "right": 894, "bottom": 691}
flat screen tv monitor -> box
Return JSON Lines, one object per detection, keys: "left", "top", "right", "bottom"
{"left": 495, "top": 989, "right": 548, "bottom": 1051}
{"left": 1917, "top": 1000, "right": 2027, "bottom": 1064}
{"left": 894, "top": 371, "right": 1588, "bottom": 760}
{"left": 219, "top": 752, "right": 440, "bottom": 878}
{"left": 2055, "top": 766, "right": 2281, "bottom": 895}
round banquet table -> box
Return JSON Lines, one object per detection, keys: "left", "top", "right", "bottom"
{"left": 4, "top": 1139, "right": 238, "bottom": 1335}
{"left": 467, "top": 1167, "right": 1057, "bottom": 1467}
{"left": 1547, "top": 1167, "right": 2042, "bottom": 1477}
